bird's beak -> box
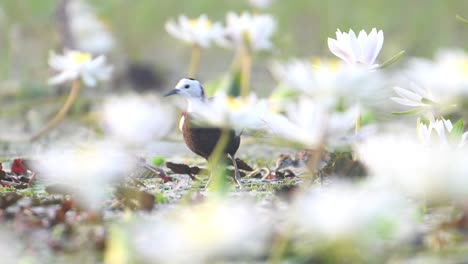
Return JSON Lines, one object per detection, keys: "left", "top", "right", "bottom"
{"left": 164, "top": 89, "right": 179, "bottom": 97}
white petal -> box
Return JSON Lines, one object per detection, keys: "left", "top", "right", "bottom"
{"left": 459, "top": 132, "right": 468, "bottom": 148}
{"left": 393, "top": 87, "right": 422, "bottom": 102}
{"left": 372, "top": 30, "right": 384, "bottom": 63}
{"left": 390, "top": 97, "right": 424, "bottom": 107}
{"left": 82, "top": 72, "right": 97, "bottom": 87}
{"left": 348, "top": 29, "right": 361, "bottom": 61}
{"left": 328, "top": 38, "right": 354, "bottom": 64}
{"left": 442, "top": 119, "right": 453, "bottom": 131}
{"left": 48, "top": 71, "right": 77, "bottom": 85}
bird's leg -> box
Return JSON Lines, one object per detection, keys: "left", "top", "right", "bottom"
{"left": 228, "top": 154, "right": 242, "bottom": 189}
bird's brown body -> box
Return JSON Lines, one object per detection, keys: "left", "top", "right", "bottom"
{"left": 181, "top": 112, "right": 240, "bottom": 160}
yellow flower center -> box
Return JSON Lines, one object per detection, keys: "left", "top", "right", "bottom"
{"left": 189, "top": 19, "right": 212, "bottom": 30}
{"left": 310, "top": 58, "right": 342, "bottom": 73}
{"left": 226, "top": 97, "right": 245, "bottom": 110}
{"left": 70, "top": 52, "right": 92, "bottom": 65}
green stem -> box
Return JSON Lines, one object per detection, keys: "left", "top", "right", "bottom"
{"left": 30, "top": 79, "right": 81, "bottom": 141}
{"left": 240, "top": 47, "right": 252, "bottom": 98}
{"left": 188, "top": 44, "right": 201, "bottom": 78}
{"left": 206, "top": 127, "right": 231, "bottom": 193}
{"left": 353, "top": 111, "right": 361, "bottom": 161}
{"left": 355, "top": 110, "right": 361, "bottom": 134}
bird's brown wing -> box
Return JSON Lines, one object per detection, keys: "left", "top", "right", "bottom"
{"left": 181, "top": 112, "right": 240, "bottom": 160}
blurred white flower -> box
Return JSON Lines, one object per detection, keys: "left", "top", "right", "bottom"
{"left": 101, "top": 95, "right": 174, "bottom": 145}
{"left": 417, "top": 118, "right": 468, "bottom": 149}
{"left": 48, "top": 50, "right": 112, "bottom": 87}
{"left": 291, "top": 184, "right": 416, "bottom": 247}
{"left": 218, "top": 12, "right": 276, "bottom": 51}
{"left": 265, "top": 98, "right": 359, "bottom": 148}
{"left": 328, "top": 28, "right": 384, "bottom": 67}
{"left": 248, "top": 0, "right": 274, "bottom": 9}
{"left": 165, "top": 14, "right": 224, "bottom": 48}
{"left": 67, "top": 0, "right": 115, "bottom": 54}
{"left": 188, "top": 93, "right": 270, "bottom": 132}
{"left": 131, "top": 200, "right": 271, "bottom": 263}
{"left": 35, "top": 141, "right": 133, "bottom": 209}
{"left": 405, "top": 49, "right": 468, "bottom": 104}
{"left": 358, "top": 134, "right": 468, "bottom": 203}
{"left": 270, "top": 58, "right": 384, "bottom": 106}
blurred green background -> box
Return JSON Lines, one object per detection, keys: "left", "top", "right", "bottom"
{"left": 0, "top": 0, "right": 467, "bottom": 91}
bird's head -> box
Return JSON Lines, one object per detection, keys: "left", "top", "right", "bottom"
{"left": 164, "top": 78, "right": 205, "bottom": 99}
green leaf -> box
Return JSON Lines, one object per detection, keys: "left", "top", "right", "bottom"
{"left": 456, "top": 14, "right": 468, "bottom": 24}
{"left": 154, "top": 193, "right": 169, "bottom": 204}
{"left": 392, "top": 107, "right": 424, "bottom": 116}
{"left": 361, "top": 111, "right": 376, "bottom": 125}
{"left": 227, "top": 68, "right": 242, "bottom": 97}
{"left": 450, "top": 119, "right": 465, "bottom": 140}
{"left": 421, "top": 97, "right": 437, "bottom": 105}
{"left": 377, "top": 50, "right": 406, "bottom": 69}
{"left": 270, "top": 85, "right": 299, "bottom": 99}
{"left": 203, "top": 77, "right": 225, "bottom": 97}
{"left": 151, "top": 156, "right": 166, "bottom": 167}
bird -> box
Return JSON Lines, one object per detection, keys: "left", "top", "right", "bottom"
{"left": 164, "top": 78, "right": 242, "bottom": 187}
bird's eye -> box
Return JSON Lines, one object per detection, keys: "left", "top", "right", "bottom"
{"left": 184, "top": 84, "right": 190, "bottom": 89}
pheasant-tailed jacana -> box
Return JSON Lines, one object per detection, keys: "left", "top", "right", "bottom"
{"left": 164, "top": 78, "right": 242, "bottom": 187}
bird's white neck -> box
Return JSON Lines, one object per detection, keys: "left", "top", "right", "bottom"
{"left": 186, "top": 96, "right": 204, "bottom": 113}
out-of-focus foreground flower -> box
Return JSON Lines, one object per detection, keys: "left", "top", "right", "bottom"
{"left": 129, "top": 200, "right": 272, "bottom": 263}
{"left": 187, "top": 93, "right": 270, "bottom": 132}
{"left": 358, "top": 134, "right": 468, "bottom": 203}
{"left": 328, "top": 28, "right": 384, "bottom": 67}
{"left": 290, "top": 184, "right": 417, "bottom": 259}
{"left": 0, "top": 229, "right": 21, "bottom": 264}
{"left": 48, "top": 50, "right": 112, "bottom": 87}
{"left": 265, "top": 98, "right": 360, "bottom": 148}
{"left": 165, "top": 14, "right": 224, "bottom": 48}
{"left": 101, "top": 95, "right": 174, "bottom": 145}
{"left": 271, "top": 58, "right": 384, "bottom": 106}
{"left": 34, "top": 141, "right": 133, "bottom": 209}
{"left": 218, "top": 12, "right": 276, "bottom": 51}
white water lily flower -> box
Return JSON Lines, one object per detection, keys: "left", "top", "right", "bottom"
{"left": 165, "top": 14, "right": 224, "bottom": 48}
{"left": 101, "top": 95, "right": 174, "bottom": 145}
{"left": 131, "top": 200, "right": 271, "bottom": 263}
{"left": 328, "top": 28, "right": 384, "bottom": 67}
{"left": 218, "top": 12, "right": 276, "bottom": 51}
{"left": 48, "top": 50, "right": 112, "bottom": 87}
{"left": 34, "top": 141, "right": 133, "bottom": 209}
{"left": 188, "top": 93, "right": 270, "bottom": 132}
{"left": 67, "top": 0, "right": 115, "bottom": 54}
{"left": 358, "top": 134, "right": 468, "bottom": 203}
{"left": 418, "top": 118, "right": 468, "bottom": 149}
{"left": 405, "top": 49, "right": 468, "bottom": 105}
{"left": 248, "top": 0, "right": 274, "bottom": 9}
{"left": 270, "top": 58, "right": 384, "bottom": 106}
{"left": 265, "top": 98, "right": 359, "bottom": 148}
